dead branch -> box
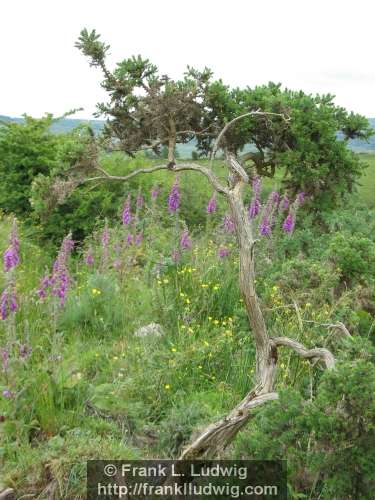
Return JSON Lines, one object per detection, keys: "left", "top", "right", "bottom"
{"left": 272, "top": 336, "right": 335, "bottom": 369}
{"left": 211, "top": 110, "right": 288, "bottom": 163}
{"left": 82, "top": 162, "right": 229, "bottom": 195}
{"left": 303, "top": 320, "right": 352, "bottom": 338}
{"left": 180, "top": 391, "right": 278, "bottom": 459}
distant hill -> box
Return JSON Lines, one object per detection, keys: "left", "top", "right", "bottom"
{"left": 0, "top": 115, "right": 105, "bottom": 134}
{"left": 1, "top": 115, "right": 375, "bottom": 156}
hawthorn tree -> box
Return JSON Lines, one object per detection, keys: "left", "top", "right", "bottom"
{"left": 49, "top": 29, "right": 370, "bottom": 457}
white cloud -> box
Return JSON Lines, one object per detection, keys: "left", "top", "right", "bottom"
{"left": 1, "top": 0, "right": 375, "bottom": 118}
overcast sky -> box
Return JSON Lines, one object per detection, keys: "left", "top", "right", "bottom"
{"left": 2, "top": 0, "right": 375, "bottom": 119}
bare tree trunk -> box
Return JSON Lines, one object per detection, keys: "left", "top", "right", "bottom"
{"left": 168, "top": 119, "right": 176, "bottom": 163}
{"left": 228, "top": 182, "right": 277, "bottom": 390}
{"left": 179, "top": 174, "right": 335, "bottom": 460}
{"left": 180, "top": 179, "right": 279, "bottom": 459}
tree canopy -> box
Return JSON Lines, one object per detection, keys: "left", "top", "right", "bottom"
{"left": 75, "top": 28, "right": 373, "bottom": 208}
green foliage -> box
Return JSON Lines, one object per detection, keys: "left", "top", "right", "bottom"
{"left": 76, "top": 28, "right": 212, "bottom": 157}
{"left": 76, "top": 29, "right": 372, "bottom": 210}
{"left": 0, "top": 115, "right": 121, "bottom": 246}
{"left": 326, "top": 232, "right": 375, "bottom": 283}
{"left": 1, "top": 138, "right": 375, "bottom": 499}
{"left": 200, "top": 82, "right": 372, "bottom": 208}
{"left": 59, "top": 273, "right": 125, "bottom": 334}
{"left": 0, "top": 115, "right": 60, "bottom": 215}
{"left": 357, "top": 153, "right": 375, "bottom": 208}
{"left": 235, "top": 359, "right": 375, "bottom": 498}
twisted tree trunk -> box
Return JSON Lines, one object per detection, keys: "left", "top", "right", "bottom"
{"left": 73, "top": 111, "right": 335, "bottom": 461}
{"left": 179, "top": 179, "right": 278, "bottom": 459}
{"left": 178, "top": 167, "right": 335, "bottom": 460}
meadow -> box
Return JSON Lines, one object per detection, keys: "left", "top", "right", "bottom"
{"left": 358, "top": 153, "right": 375, "bottom": 208}
{"left": 0, "top": 148, "right": 374, "bottom": 499}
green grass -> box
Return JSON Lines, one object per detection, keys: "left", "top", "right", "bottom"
{"left": 1, "top": 163, "right": 375, "bottom": 497}
{"left": 358, "top": 153, "right": 375, "bottom": 208}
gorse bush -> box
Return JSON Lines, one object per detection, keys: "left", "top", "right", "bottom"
{"left": 235, "top": 357, "right": 375, "bottom": 499}
{"left": 326, "top": 232, "right": 375, "bottom": 283}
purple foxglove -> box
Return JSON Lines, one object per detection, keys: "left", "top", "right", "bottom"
{"left": 282, "top": 212, "right": 295, "bottom": 234}
{"left": 171, "top": 249, "right": 180, "bottom": 263}
{"left": 260, "top": 217, "right": 271, "bottom": 236}
{"left": 248, "top": 175, "right": 262, "bottom": 219}
{"left": 136, "top": 193, "right": 144, "bottom": 209}
{"left": 101, "top": 223, "right": 110, "bottom": 247}
{"left": 180, "top": 229, "right": 192, "bottom": 250}
{"left": 37, "top": 274, "right": 51, "bottom": 299}
{"left": 122, "top": 196, "right": 132, "bottom": 226}
{"left": 281, "top": 195, "right": 289, "bottom": 210}
{"left": 3, "top": 220, "right": 20, "bottom": 272}
{"left": 168, "top": 180, "right": 180, "bottom": 212}
{"left": 207, "top": 193, "right": 217, "bottom": 214}
{"left": 85, "top": 252, "right": 94, "bottom": 266}
{"left": 223, "top": 214, "right": 235, "bottom": 233}
{"left": 39, "top": 233, "right": 74, "bottom": 307}
{"left": 249, "top": 198, "right": 261, "bottom": 219}
{"left": 151, "top": 185, "right": 160, "bottom": 200}
{"left": 297, "top": 192, "right": 305, "bottom": 205}
{"left": 2, "top": 389, "right": 14, "bottom": 398}
{"left": 218, "top": 247, "right": 230, "bottom": 259}
{"left": 135, "top": 233, "right": 143, "bottom": 246}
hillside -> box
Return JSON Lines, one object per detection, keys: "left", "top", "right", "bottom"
{"left": 0, "top": 114, "right": 105, "bottom": 135}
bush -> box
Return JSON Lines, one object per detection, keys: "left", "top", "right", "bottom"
{"left": 235, "top": 358, "right": 375, "bottom": 498}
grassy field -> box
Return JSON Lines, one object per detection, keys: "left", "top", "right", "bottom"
{"left": 0, "top": 156, "right": 375, "bottom": 498}
{"left": 358, "top": 153, "right": 375, "bottom": 207}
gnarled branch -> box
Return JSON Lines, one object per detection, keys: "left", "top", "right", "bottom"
{"left": 211, "top": 110, "right": 288, "bottom": 163}
{"left": 180, "top": 390, "right": 279, "bottom": 459}
{"left": 272, "top": 336, "right": 335, "bottom": 369}
{"left": 81, "top": 162, "right": 229, "bottom": 195}
{"left": 179, "top": 333, "right": 335, "bottom": 459}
